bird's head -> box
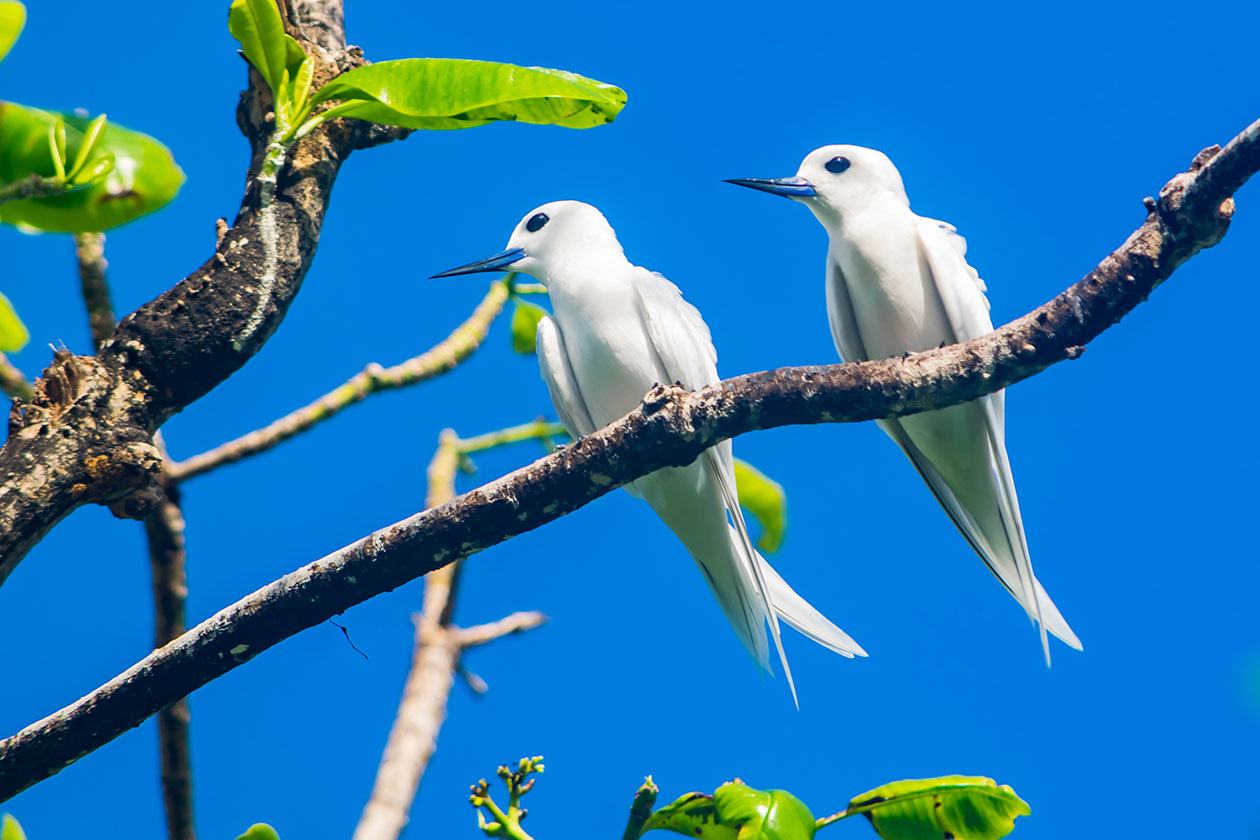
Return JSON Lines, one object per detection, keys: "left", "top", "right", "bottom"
{"left": 430, "top": 200, "right": 623, "bottom": 285}
{"left": 726, "top": 144, "right": 909, "bottom": 224}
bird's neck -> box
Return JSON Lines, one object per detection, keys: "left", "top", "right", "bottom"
{"left": 543, "top": 250, "right": 637, "bottom": 314}
{"left": 818, "top": 193, "right": 915, "bottom": 243}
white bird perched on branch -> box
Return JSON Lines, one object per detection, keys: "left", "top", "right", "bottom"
{"left": 727, "top": 147, "right": 1083, "bottom": 664}
{"left": 433, "top": 200, "right": 866, "bottom": 703}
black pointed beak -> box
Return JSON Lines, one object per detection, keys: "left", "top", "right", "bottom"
{"left": 724, "top": 176, "right": 817, "bottom": 198}
{"left": 430, "top": 248, "right": 527, "bottom": 279}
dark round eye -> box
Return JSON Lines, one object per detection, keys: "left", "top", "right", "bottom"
{"left": 526, "top": 212, "right": 549, "bottom": 233}
{"left": 824, "top": 156, "right": 851, "bottom": 174}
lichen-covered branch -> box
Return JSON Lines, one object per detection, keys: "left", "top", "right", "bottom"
{"left": 0, "top": 0, "right": 407, "bottom": 586}
{"left": 167, "top": 280, "right": 510, "bottom": 483}
{"left": 0, "top": 118, "right": 1256, "bottom": 804}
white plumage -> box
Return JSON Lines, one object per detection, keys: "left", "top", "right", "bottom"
{"left": 434, "top": 200, "right": 866, "bottom": 703}
{"left": 729, "top": 146, "right": 1082, "bottom": 662}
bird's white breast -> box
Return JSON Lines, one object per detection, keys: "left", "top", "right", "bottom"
{"left": 549, "top": 275, "right": 660, "bottom": 429}
{"left": 829, "top": 205, "right": 953, "bottom": 359}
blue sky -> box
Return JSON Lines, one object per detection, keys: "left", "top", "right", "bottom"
{"left": 2, "top": 1, "right": 1258, "bottom": 838}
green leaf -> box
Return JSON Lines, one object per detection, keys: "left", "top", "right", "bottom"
{"left": 642, "top": 783, "right": 815, "bottom": 840}
{"left": 847, "top": 776, "right": 1029, "bottom": 840}
{"left": 227, "top": 0, "right": 311, "bottom": 132}
{"left": 66, "top": 113, "right": 107, "bottom": 181}
{"left": 1, "top": 814, "right": 26, "bottom": 840}
{"left": 47, "top": 118, "right": 66, "bottom": 180}
{"left": 235, "top": 824, "right": 280, "bottom": 840}
{"left": 642, "top": 792, "right": 736, "bottom": 840}
{"left": 307, "top": 58, "right": 626, "bottom": 131}
{"left": 734, "top": 460, "right": 788, "bottom": 553}
{"left": 717, "top": 783, "right": 815, "bottom": 840}
{"left": 0, "top": 103, "right": 183, "bottom": 232}
{"left": 0, "top": 292, "right": 28, "bottom": 352}
{"left": 511, "top": 298, "right": 548, "bottom": 354}
{"left": 0, "top": 1, "right": 24, "bottom": 64}
{"left": 228, "top": 0, "right": 289, "bottom": 93}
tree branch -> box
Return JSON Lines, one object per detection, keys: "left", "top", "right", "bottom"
{"left": 454, "top": 612, "right": 548, "bottom": 649}
{"left": 73, "top": 232, "right": 115, "bottom": 352}
{"left": 0, "top": 172, "right": 69, "bottom": 205}
{"left": 0, "top": 0, "right": 406, "bottom": 586}
{"left": 70, "top": 229, "right": 196, "bottom": 840}
{"left": 354, "top": 428, "right": 547, "bottom": 840}
{"left": 0, "top": 353, "right": 32, "bottom": 402}
{"left": 145, "top": 472, "right": 195, "bottom": 840}
{"left": 167, "top": 279, "right": 510, "bottom": 484}
{"left": 0, "top": 117, "right": 1255, "bottom": 804}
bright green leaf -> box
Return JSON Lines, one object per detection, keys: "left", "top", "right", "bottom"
{"left": 847, "top": 776, "right": 1029, "bottom": 840}
{"left": 227, "top": 0, "right": 310, "bottom": 129}
{"left": 235, "top": 824, "right": 280, "bottom": 840}
{"left": 734, "top": 459, "right": 788, "bottom": 553}
{"left": 0, "top": 103, "right": 183, "bottom": 232}
{"left": 291, "top": 46, "right": 315, "bottom": 112}
{"left": 716, "top": 782, "right": 815, "bottom": 840}
{"left": 641, "top": 792, "right": 736, "bottom": 840}
{"left": 228, "top": 0, "right": 289, "bottom": 93}
{"left": 0, "top": 292, "right": 28, "bottom": 352}
{"left": 511, "top": 298, "right": 548, "bottom": 355}
{"left": 0, "top": 1, "right": 24, "bottom": 64}
{"left": 642, "top": 783, "right": 815, "bottom": 840}
{"left": 307, "top": 58, "right": 626, "bottom": 131}
{"left": 66, "top": 112, "right": 107, "bottom": 181}
{"left": 47, "top": 118, "right": 66, "bottom": 180}
{"left": 1, "top": 814, "right": 26, "bottom": 840}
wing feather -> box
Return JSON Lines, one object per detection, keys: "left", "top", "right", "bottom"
{"left": 536, "top": 314, "right": 597, "bottom": 439}
{"left": 630, "top": 269, "right": 798, "bottom": 700}
{"left": 916, "top": 219, "right": 1075, "bottom": 659}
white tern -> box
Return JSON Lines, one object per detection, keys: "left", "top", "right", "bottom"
{"left": 433, "top": 200, "right": 866, "bottom": 701}
{"left": 727, "top": 147, "right": 1082, "bottom": 662}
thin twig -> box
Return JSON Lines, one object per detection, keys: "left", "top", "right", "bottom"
{"left": 167, "top": 280, "right": 511, "bottom": 484}
{"left": 73, "top": 232, "right": 115, "bottom": 351}
{"left": 0, "top": 353, "right": 33, "bottom": 401}
{"left": 814, "top": 809, "right": 849, "bottom": 830}
{"left": 144, "top": 474, "right": 195, "bottom": 840}
{"left": 1, "top": 118, "right": 1257, "bottom": 801}
{"left": 354, "top": 426, "right": 550, "bottom": 840}
{"left": 0, "top": 173, "right": 68, "bottom": 205}
{"left": 620, "top": 778, "right": 660, "bottom": 840}
{"left": 455, "top": 612, "right": 548, "bottom": 649}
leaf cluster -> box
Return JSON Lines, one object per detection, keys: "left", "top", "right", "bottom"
{"left": 227, "top": 0, "right": 625, "bottom": 146}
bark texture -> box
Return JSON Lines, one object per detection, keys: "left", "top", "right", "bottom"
{"left": 0, "top": 119, "right": 1254, "bottom": 804}
{"left": 0, "top": 3, "right": 399, "bottom": 585}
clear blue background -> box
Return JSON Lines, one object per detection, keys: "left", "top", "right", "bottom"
{"left": 2, "top": 1, "right": 1258, "bottom": 838}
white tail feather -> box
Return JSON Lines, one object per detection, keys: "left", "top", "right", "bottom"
{"left": 756, "top": 555, "right": 868, "bottom": 658}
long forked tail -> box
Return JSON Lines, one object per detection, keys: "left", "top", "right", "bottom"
{"left": 755, "top": 553, "right": 868, "bottom": 659}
